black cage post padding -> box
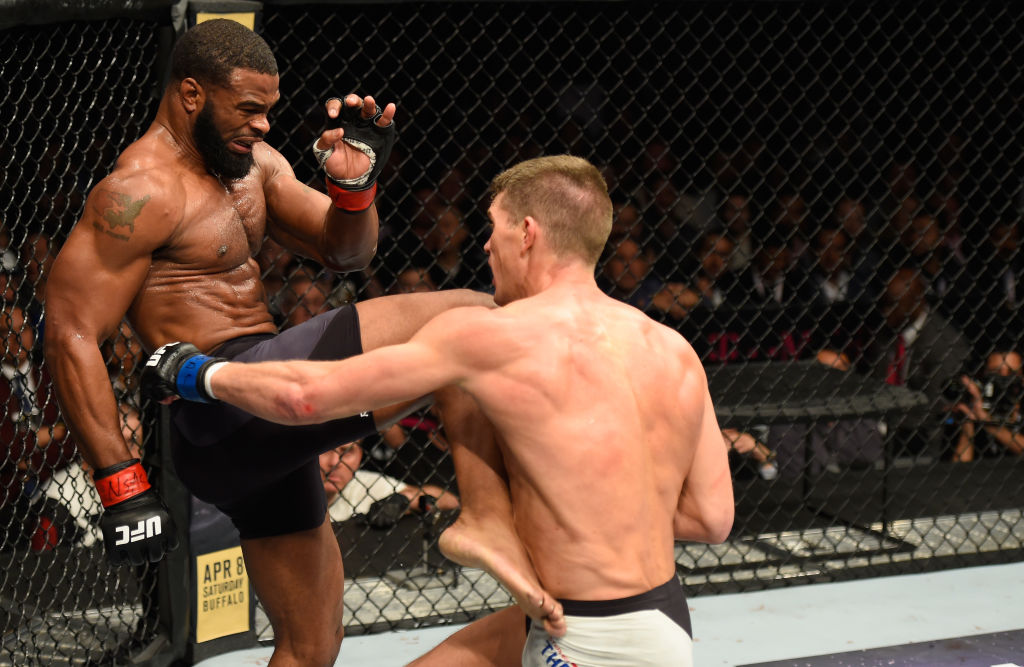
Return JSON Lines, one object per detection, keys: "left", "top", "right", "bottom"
{"left": 709, "top": 359, "right": 931, "bottom": 425}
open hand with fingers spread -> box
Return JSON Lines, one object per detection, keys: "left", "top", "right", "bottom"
{"left": 313, "top": 93, "right": 397, "bottom": 212}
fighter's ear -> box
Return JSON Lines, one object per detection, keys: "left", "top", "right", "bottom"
{"left": 522, "top": 215, "right": 539, "bottom": 253}
{"left": 178, "top": 77, "right": 204, "bottom": 114}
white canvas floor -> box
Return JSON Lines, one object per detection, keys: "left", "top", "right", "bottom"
{"left": 196, "top": 561, "right": 1024, "bottom": 666}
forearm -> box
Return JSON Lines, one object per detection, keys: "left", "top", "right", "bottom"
{"left": 209, "top": 355, "right": 411, "bottom": 426}
{"left": 952, "top": 427, "right": 974, "bottom": 462}
{"left": 45, "top": 335, "right": 131, "bottom": 469}
{"left": 673, "top": 511, "right": 720, "bottom": 544}
{"left": 208, "top": 360, "right": 331, "bottom": 425}
{"left": 984, "top": 424, "right": 1024, "bottom": 455}
{"left": 674, "top": 493, "right": 734, "bottom": 543}
{"left": 319, "top": 205, "right": 379, "bottom": 271}
{"left": 677, "top": 393, "right": 735, "bottom": 543}
{"left": 153, "top": 335, "right": 446, "bottom": 425}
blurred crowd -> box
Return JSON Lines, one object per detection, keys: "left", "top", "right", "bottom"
{"left": 3, "top": 135, "right": 1024, "bottom": 552}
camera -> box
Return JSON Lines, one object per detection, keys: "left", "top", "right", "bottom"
{"left": 943, "top": 374, "right": 1023, "bottom": 420}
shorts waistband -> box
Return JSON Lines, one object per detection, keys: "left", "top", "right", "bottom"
{"left": 210, "top": 333, "right": 275, "bottom": 359}
{"left": 557, "top": 576, "right": 684, "bottom": 617}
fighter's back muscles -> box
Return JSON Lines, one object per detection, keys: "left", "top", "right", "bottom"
{"left": 628, "top": 314, "right": 734, "bottom": 545}
{"left": 45, "top": 167, "right": 182, "bottom": 469}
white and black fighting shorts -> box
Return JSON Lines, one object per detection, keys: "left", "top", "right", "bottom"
{"left": 523, "top": 576, "right": 693, "bottom": 667}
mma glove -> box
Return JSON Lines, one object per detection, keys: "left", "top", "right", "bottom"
{"left": 313, "top": 98, "right": 396, "bottom": 213}
{"left": 94, "top": 459, "right": 179, "bottom": 565}
{"left": 141, "top": 342, "right": 226, "bottom": 403}
{"left": 362, "top": 492, "right": 411, "bottom": 529}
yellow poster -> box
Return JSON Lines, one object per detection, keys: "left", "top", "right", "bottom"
{"left": 195, "top": 12, "right": 256, "bottom": 29}
{"left": 195, "top": 546, "right": 250, "bottom": 643}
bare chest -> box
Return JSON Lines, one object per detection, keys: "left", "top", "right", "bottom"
{"left": 162, "top": 175, "right": 268, "bottom": 269}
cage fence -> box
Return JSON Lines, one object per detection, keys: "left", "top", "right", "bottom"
{"left": 1, "top": 1, "right": 1023, "bottom": 663}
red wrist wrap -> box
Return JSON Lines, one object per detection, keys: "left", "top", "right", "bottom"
{"left": 326, "top": 180, "right": 376, "bottom": 212}
{"left": 95, "top": 462, "right": 151, "bottom": 507}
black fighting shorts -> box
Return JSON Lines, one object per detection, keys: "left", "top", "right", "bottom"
{"left": 169, "top": 305, "right": 376, "bottom": 539}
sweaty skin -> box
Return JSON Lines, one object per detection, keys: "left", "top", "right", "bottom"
{"left": 44, "top": 73, "right": 386, "bottom": 471}
{"left": 46, "top": 35, "right": 524, "bottom": 665}
{"left": 204, "top": 191, "right": 734, "bottom": 602}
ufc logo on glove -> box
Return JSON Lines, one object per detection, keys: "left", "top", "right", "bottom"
{"left": 114, "top": 516, "right": 163, "bottom": 545}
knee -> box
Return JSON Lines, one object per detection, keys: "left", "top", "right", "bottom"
{"left": 276, "top": 622, "right": 344, "bottom": 663}
{"left": 277, "top": 628, "right": 343, "bottom": 667}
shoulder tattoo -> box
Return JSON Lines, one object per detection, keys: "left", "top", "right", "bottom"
{"left": 92, "top": 190, "right": 152, "bottom": 241}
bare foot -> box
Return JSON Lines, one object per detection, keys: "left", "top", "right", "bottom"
{"left": 440, "top": 517, "right": 566, "bottom": 637}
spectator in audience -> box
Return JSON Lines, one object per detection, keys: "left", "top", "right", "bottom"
{"left": 640, "top": 138, "right": 676, "bottom": 179}
{"left": 647, "top": 282, "right": 701, "bottom": 325}
{"left": 1, "top": 266, "right": 21, "bottom": 306}
{"left": 255, "top": 236, "right": 295, "bottom": 324}
{"left": 593, "top": 237, "right": 696, "bottom": 334}
{"left": 17, "top": 231, "right": 54, "bottom": 357}
{"left": 21, "top": 232, "right": 55, "bottom": 299}
{"left": 392, "top": 266, "right": 438, "bottom": 295}
{"left": 861, "top": 266, "right": 971, "bottom": 458}
{"left": 320, "top": 439, "right": 459, "bottom": 528}
{"left": 884, "top": 194, "right": 923, "bottom": 253}
{"left": 101, "top": 320, "right": 146, "bottom": 450}
{"left": 1, "top": 305, "right": 77, "bottom": 550}
{"left": 718, "top": 193, "right": 756, "bottom": 272}
{"left": 833, "top": 196, "right": 870, "bottom": 246}
{"left": 896, "top": 209, "right": 965, "bottom": 314}
{"left": 643, "top": 174, "right": 707, "bottom": 283}
{"left": 422, "top": 201, "right": 490, "bottom": 291}
{"left": 733, "top": 228, "right": 824, "bottom": 360}
{"left": 0, "top": 227, "right": 17, "bottom": 273}
{"left": 832, "top": 195, "right": 883, "bottom": 305}
{"left": 807, "top": 226, "right": 854, "bottom": 306}
{"left": 389, "top": 188, "right": 490, "bottom": 292}
{"left": 433, "top": 165, "right": 473, "bottom": 215}
{"left": 692, "top": 227, "right": 742, "bottom": 308}
{"left": 277, "top": 264, "right": 338, "bottom": 329}
{"left": 610, "top": 200, "right": 645, "bottom": 243}
{"left": 769, "top": 190, "right": 812, "bottom": 265}
{"left": 951, "top": 350, "right": 1024, "bottom": 462}
{"left": 680, "top": 227, "right": 783, "bottom": 363}
{"left": 599, "top": 235, "right": 701, "bottom": 323}
{"left": 736, "top": 231, "right": 801, "bottom": 309}
{"left": 959, "top": 217, "right": 1024, "bottom": 353}
{"left": 880, "top": 157, "right": 920, "bottom": 229}
{"left": 722, "top": 427, "right": 778, "bottom": 481}
{"left": 600, "top": 236, "right": 662, "bottom": 308}
{"left": 805, "top": 223, "right": 876, "bottom": 323}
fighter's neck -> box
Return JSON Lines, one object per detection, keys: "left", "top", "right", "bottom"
{"left": 524, "top": 262, "right": 599, "bottom": 299}
{"left": 150, "top": 99, "right": 206, "bottom": 173}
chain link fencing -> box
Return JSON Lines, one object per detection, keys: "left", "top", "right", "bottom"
{"left": 1, "top": 1, "right": 1023, "bottom": 662}
{"left": 0, "top": 13, "right": 170, "bottom": 663}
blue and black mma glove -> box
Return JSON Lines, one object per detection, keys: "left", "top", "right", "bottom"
{"left": 94, "top": 459, "right": 179, "bottom": 565}
{"left": 313, "top": 97, "right": 396, "bottom": 213}
{"left": 141, "top": 341, "right": 226, "bottom": 404}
